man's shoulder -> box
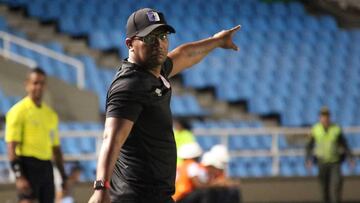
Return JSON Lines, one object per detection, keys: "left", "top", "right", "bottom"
{"left": 111, "top": 65, "right": 153, "bottom": 93}
{"left": 111, "top": 70, "right": 148, "bottom": 93}
{"left": 311, "top": 122, "right": 320, "bottom": 128}
{"left": 42, "top": 103, "right": 58, "bottom": 117}
{"left": 330, "top": 123, "right": 341, "bottom": 131}
{"left": 7, "top": 97, "right": 28, "bottom": 115}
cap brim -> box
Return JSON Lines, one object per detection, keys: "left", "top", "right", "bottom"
{"left": 136, "top": 24, "right": 175, "bottom": 37}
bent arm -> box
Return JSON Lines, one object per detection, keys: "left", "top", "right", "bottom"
{"left": 7, "top": 141, "right": 19, "bottom": 162}
{"left": 95, "top": 117, "right": 134, "bottom": 181}
{"left": 168, "top": 25, "right": 240, "bottom": 78}
{"left": 53, "top": 146, "right": 67, "bottom": 182}
{"left": 7, "top": 141, "right": 27, "bottom": 179}
{"left": 338, "top": 133, "right": 353, "bottom": 160}
{"left": 305, "top": 136, "right": 315, "bottom": 162}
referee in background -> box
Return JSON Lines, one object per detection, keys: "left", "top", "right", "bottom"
{"left": 5, "top": 68, "right": 67, "bottom": 203}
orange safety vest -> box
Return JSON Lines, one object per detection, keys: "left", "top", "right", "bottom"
{"left": 173, "top": 159, "right": 200, "bottom": 201}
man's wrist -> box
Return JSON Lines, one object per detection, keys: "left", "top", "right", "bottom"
{"left": 93, "top": 180, "right": 110, "bottom": 190}
{"left": 10, "top": 159, "right": 23, "bottom": 179}
{"left": 61, "top": 174, "right": 68, "bottom": 182}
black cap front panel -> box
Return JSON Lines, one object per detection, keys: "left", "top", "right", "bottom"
{"left": 126, "top": 8, "right": 175, "bottom": 38}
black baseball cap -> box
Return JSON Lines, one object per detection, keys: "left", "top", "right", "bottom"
{"left": 319, "top": 106, "right": 330, "bottom": 115}
{"left": 126, "top": 8, "right": 175, "bottom": 38}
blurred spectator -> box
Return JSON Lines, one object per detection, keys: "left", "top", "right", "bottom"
{"left": 55, "top": 164, "right": 82, "bottom": 203}
{"left": 173, "top": 142, "right": 206, "bottom": 202}
{"left": 202, "top": 145, "right": 232, "bottom": 185}
{"left": 174, "top": 119, "right": 197, "bottom": 165}
{"left": 175, "top": 144, "right": 242, "bottom": 203}
{"left": 199, "top": 145, "right": 242, "bottom": 203}
{"left": 306, "top": 106, "right": 355, "bottom": 203}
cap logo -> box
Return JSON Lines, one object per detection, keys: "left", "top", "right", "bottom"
{"left": 147, "top": 11, "right": 160, "bottom": 22}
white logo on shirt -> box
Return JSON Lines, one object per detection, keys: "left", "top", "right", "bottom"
{"left": 160, "top": 75, "right": 170, "bottom": 88}
{"left": 155, "top": 88, "right": 162, "bottom": 96}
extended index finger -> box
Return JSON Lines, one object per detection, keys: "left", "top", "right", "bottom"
{"left": 230, "top": 25, "right": 241, "bottom": 32}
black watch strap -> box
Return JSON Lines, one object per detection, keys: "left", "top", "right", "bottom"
{"left": 93, "top": 180, "right": 110, "bottom": 190}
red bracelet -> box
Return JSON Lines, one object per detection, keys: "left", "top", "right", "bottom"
{"left": 94, "top": 180, "right": 111, "bottom": 190}
{"left": 104, "top": 180, "right": 110, "bottom": 189}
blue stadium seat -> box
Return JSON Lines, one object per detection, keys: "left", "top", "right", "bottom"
{"left": 196, "top": 136, "right": 220, "bottom": 151}
{"left": 0, "top": 16, "right": 8, "bottom": 31}
{"left": 61, "top": 137, "right": 82, "bottom": 154}
{"left": 182, "top": 94, "right": 206, "bottom": 116}
{"left": 0, "top": 139, "right": 6, "bottom": 155}
{"left": 89, "top": 31, "right": 112, "bottom": 50}
{"left": 229, "top": 158, "right": 247, "bottom": 177}
{"left": 289, "top": 2, "right": 305, "bottom": 16}
{"left": 27, "top": 2, "right": 44, "bottom": 18}
{"left": 42, "top": 2, "right": 62, "bottom": 21}
{"left": 248, "top": 97, "right": 269, "bottom": 115}
{"left": 215, "top": 82, "right": 239, "bottom": 102}
{"left": 228, "top": 136, "right": 246, "bottom": 150}
{"left": 108, "top": 30, "right": 124, "bottom": 49}
{"left": 44, "top": 42, "right": 64, "bottom": 53}
{"left": 58, "top": 16, "right": 78, "bottom": 35}
{"left": 2, "top": 0, "right": 359, "bottom": 125}
{"left": 319, "top": 16, "right": 337, "bottom": 31}
{"left": 79, "top": 160, "right": 97, "bottom": 181}
{"left": 271, "top": 3, "right": 287, "bottom": 17}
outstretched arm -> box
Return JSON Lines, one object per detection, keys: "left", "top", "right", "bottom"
{"left": 168, "top": 25, "right": 241, "bottom": 78}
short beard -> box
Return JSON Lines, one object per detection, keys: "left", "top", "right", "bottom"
{"left": 143, "top": 56, "right": 166, "bottom": 71}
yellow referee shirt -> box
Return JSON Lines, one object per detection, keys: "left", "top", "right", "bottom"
{"left": 5, "top": 96, "right": 60, "bottom": 161}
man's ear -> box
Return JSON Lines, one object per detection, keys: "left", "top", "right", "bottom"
{"left": 125, "top": 38, "right": 133, "bottom": 50}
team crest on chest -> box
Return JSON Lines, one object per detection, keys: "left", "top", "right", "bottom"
{"left": 155, "top": 88, "right": 162, "bottom": 96}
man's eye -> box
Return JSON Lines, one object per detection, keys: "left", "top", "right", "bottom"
{"left": 159, "top": 34, "right": 167, "bottom": 40}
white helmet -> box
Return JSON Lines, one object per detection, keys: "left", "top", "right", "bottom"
{"left": 201, "top": 151, "right": 226, "bottom": 170}
{"left": 178, "top": 142, "right": 203, "bottom": 159}
{"left": 210, "top": 144, "right": 230, "bottom": 163}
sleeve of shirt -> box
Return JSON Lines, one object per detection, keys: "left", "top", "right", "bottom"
{"left": 338, "top": 130, "right": 353, "bottom": 159}
{"left": 305, "top": 126, "right": 316, "bottom": 161}
{"left": 5, "top": 107, "right": 24, "bottom": 143}
{"left": 106, "top": 79, "right": 144, "bottom": 122}
{"left": 161, "top": 57, "right": 173, "bottom": 78}
{"left": 52, "top": 113, "right": 60, "bottom": 147}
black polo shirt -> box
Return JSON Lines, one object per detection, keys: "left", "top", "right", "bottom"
{"left": 106, "top": 58, "right": 176, "bottom": 201}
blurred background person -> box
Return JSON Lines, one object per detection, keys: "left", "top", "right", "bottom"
{"left": 5, "top": 68, "right": 67, "bottom": 203}
{"left": 306, "top": 106, "right": 355, "bottom": 203}
{"left": 200, "top": 145, "right": 241, "bottom": 203}
{"left": 173, "top": 142, "right": 206, "bottom": 202}
{"left": 173, "top": 119, "right": 197, "bottom": 165}
{"left": 55, "top": 163, "right": 82, "bottom": 203}
{"left": 202, "top": 145, "right": 233, "bottom": 186}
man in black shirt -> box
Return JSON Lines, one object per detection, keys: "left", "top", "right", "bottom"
{"left": 88, "top": 8, "right": 240, "bottom": 203}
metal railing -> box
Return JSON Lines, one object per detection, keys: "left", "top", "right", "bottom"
{"left": 193, "top": 127, "right": 360, "bottom": 176}
{"left": 0, "top": 127, "right": 359, "bottom": 181}
{"left": 0, "top": 31, "right": 85, "bottom": 89}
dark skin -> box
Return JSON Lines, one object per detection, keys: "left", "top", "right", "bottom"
{"left": 7, "top": 72, "right": 68, "bottom": 203}
{"left": 88, "top": 25, "right": 240, "bottom": 203}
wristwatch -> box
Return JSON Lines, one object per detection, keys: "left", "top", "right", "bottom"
{"left": 93, "top": 180, "right": 110, "bottom": 190}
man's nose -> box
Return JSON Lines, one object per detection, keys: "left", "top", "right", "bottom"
{"left": 152, "top": 37, "right": 161, "bottom": 46}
